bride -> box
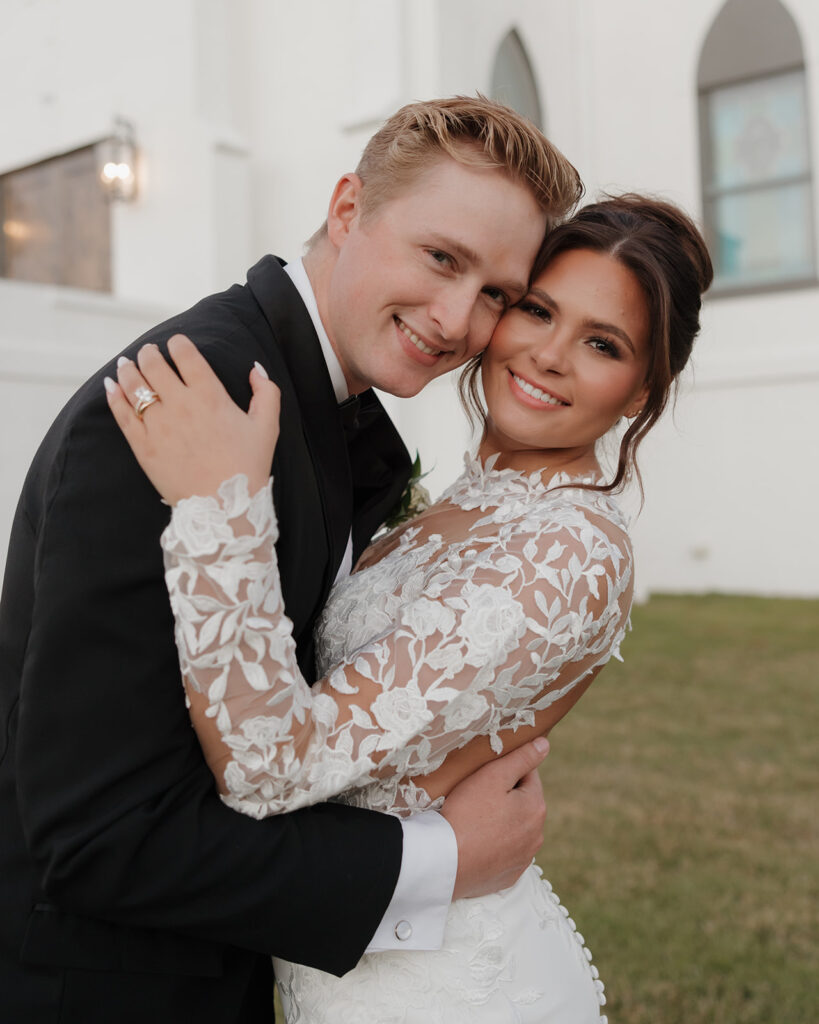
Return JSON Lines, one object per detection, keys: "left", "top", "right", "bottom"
{"left": 107, "top": 194, "right": 711, "bottom": 1023}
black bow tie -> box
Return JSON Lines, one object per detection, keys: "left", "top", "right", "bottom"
{"left": 338, "top": 395, "right": 361, "bottom": 432}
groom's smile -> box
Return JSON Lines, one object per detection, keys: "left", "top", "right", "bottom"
{"left": 394, "top": 316, "right": 445, "bottom": 362}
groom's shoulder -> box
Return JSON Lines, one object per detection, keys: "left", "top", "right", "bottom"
{"left": 64, "top": 256, "right": 292, "bottom": 424}
{"left": 18, "top": 258, "right": 294, "bottom": 511}
{"left": 136, "top": 255, "right": 288, "bottom": 362}
{"left": 138, "top": 255, "right": 305, "bottom": 392}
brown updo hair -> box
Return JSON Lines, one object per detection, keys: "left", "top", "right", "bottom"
{"left": 459, "top": 193, "right": 714, "bottom": 495}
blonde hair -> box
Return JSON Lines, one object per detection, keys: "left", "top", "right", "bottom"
{"left": 308, "top": 94, "right": 583, "bottom": 246}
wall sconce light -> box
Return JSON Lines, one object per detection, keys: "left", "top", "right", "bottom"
{"left": 98, "top": 117, "right": 138, "bottom": 201}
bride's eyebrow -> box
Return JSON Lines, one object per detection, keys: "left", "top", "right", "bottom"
{"left": 527, "top": 286, "right": 556, "bottom": 306}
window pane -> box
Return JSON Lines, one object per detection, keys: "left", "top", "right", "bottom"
{"left": 707, "top": 70, "right": 809, "bottom": 191}
{"left": 60, "top": 147, "right": 111, "bottom": 291}
{"left": 1, "top": 161, "right": 61, "bottom": 285}
{"left": 711, "top": 181, "right": 814, "bottom": 288}
{"left": 1, "top": 146, "right": 110, "bottom": 292}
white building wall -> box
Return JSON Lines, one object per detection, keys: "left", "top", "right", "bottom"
{"left": 1, "top": 0, "right": 817, "bottom": 596}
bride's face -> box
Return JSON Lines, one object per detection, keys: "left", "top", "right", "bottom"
{"left": 480, "top": 248, "right": 651, "bottom": 470}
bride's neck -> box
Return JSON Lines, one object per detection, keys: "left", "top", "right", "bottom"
{"left": 477, "top": 438, "right": 600, "bottom": 480}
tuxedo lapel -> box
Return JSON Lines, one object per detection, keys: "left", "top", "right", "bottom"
{"left": 247, "top": 257, "right": 352, "bottom": 598}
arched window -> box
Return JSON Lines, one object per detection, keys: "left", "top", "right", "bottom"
{"left": 698, "top": 0, "right": 815, "bottom": 293}
{"left": 490, "top": 29, "right": 543, "bottom": 129}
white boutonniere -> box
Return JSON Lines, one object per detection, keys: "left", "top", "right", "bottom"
{"left": 383, "top": 453, "right": 432, "bottom": 530}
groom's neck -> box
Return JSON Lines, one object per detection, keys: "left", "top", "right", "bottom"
{"left": 301, "top": 245, "right": 358, "bottom": 395}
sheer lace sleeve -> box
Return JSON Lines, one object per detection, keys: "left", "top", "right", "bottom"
{"left": 162, "top": 474, "right": 632, "bottom": 819}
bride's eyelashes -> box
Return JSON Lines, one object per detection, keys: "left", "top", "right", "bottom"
{"left": 517, "top": 300, "right": 552, "bottom": 322}
{"left": 587, "top": 336, "right": 622, "bottom": 359}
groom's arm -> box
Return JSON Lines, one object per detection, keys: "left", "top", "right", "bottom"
{"left": 367, "top": 812, "right": 457, "bottom": 950}
{"left": 370, "top": 733, "right": 549, "bottom": 950}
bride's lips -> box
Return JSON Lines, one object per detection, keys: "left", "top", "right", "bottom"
{"left": 508, "top": 370, "right": 570, "bottom": 409}
{"left": 394, "top": 316, "right": 445, "bottom": 366}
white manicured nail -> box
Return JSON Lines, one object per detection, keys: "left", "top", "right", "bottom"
{"left": 254, "top": 361, "right": 269, "bottom": 380}
{"left": 117, "top": 356, "right": 129, "bottom": 367}
{"left": 103, "top": 376, "right": 117, "bottom": 394}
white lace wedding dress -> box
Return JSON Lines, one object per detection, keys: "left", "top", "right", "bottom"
{"left": 162, "top": 454, "right": 634, "bottom": 1023}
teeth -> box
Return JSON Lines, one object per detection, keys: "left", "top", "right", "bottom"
{"left": 512, "top": 373, "right": 566, "bottom": 406}
{"left": 396, "top": 318, "right": 441, "bottom": 356}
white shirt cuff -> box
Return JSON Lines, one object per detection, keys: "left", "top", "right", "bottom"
{"left": 365, "top": 810, "right": 457, "bottom": 952}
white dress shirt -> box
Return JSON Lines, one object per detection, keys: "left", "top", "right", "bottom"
{"left": 283, "top": 259, "right": 457, "bottom": 951}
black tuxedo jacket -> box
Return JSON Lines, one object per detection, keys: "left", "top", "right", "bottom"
{"left": 0, "top": 257, "right": 412, "bottom": 1022}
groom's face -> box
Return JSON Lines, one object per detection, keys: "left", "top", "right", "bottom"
{"left": 324, "top": 156, "right": 547, "bottom": 397}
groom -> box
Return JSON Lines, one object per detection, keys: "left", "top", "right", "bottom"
{"left": 0, "top": 97, "right": 581, "bottom": 1021}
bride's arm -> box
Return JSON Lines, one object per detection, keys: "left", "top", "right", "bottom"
{"left": 415, "top": 666, "right": 603, "bottom": 803}
{"left": 160, "top": 472, "right": 631, "bottom": 817}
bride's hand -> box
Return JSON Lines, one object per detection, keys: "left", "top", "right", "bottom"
{"left": 105, "top": 334, "right": 281, "bottom": 505}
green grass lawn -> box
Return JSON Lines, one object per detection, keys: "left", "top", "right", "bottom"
{"left": 536, "top": 594, "right": 819, "bottom": 1024}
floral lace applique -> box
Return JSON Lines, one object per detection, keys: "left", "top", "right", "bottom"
{"left": 161, "top": 457, "right": 632, "bottom": 820}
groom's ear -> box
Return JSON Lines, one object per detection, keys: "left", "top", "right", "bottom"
{"left": 327, "top": 173, "right": 364, "bottom": 249}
